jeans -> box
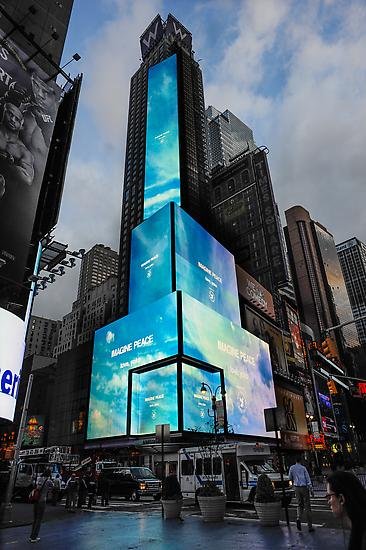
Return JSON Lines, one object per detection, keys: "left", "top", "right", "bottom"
{"left": 294, "top": 486, "right": 312, "bottom": 527}
{"left": 30, "top": 501, "right": 46, "bottom": 540}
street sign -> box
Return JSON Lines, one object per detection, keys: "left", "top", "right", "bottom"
{"left": 264, "top": 407, "right": 286, "bottom": 432}
{"left": 155, "top": 424, "right": 170, "bottom": 443}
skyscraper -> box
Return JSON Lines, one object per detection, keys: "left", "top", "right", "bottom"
{"left": 77, "top": 244, "right": 118, "bottom": 300}
{"left": 206, "top": 106, "right": 256, "bottom": 170}
{"left": 117, "top": 14, "right": 208, "bottom": 316}
{"left": 337, "top": 238, "right": 366, "bottom": 346}
{"left": 209, "top": 143, "right": 291, "bottom": 298}
{"left": 25, "top": 315, "right": 60, "bottom": 358}
{"left": 285, "top": 206, "right": 359, "bottom": 354}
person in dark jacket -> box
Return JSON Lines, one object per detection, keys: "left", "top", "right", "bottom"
{"left": 87, "top": 474, "right": 97, "bottom": 509}
{"left": 29, "top": 469, "right": 54, "bottom": 543}
{"left": 98, "top": 470, "right": 111, "bottom": 507}
{"left": 327, "top": 471, "right": 366, "bottom": 550}
{"left": 77, "top": 474, "right": 88, "bottom": 508}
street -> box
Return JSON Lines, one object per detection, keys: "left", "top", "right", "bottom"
{"left": 1, "top": 496, "right": 348, "bottom": 549}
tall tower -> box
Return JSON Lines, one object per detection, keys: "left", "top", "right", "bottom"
{"left": 117, "top": 14, "right": 208, "bottom": 316}
{"left": 206, "top": 106, "right": 256, "bottom": 170}
{"left": 77, "top": 244, "right": 118, "bottom": 300}
{"left": 285, "top": 206, "right": 359, "bottom": 354}
{"left": 337, "top": 238, "right": 366, "bottom": 347}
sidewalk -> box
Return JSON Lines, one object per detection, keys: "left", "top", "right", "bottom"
{"left": 1, "top": 507, "right": 349, "bottom": 549}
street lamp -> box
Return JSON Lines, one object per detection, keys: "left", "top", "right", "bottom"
{"left": 200, "top": 382, "right": 225, "bottom": 434}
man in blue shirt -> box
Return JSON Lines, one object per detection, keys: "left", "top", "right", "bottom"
{"left": 289, "top": 457, "right": 314, "bottom": 532}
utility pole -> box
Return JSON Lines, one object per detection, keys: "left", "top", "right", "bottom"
{"left": 1, "top": 374, "right": 33, "bottom": 523}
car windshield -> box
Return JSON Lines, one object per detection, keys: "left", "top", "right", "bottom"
{"left": 131, "top": 467, "right": 156, "bottom": 479}
{"left": 246, "top": 461, "right": 276, "bottom": 475}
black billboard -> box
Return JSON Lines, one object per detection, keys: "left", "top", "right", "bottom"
{"left": 0, "top": 33, "right": 61, "bottom": 288}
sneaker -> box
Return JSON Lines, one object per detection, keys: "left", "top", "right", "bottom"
{"left": 296, "top": 519, "right": 302, "bottom": 531}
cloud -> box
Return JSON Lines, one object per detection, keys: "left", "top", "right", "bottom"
{"left": 82, "top": 0, "right": 163, "bottom": 148}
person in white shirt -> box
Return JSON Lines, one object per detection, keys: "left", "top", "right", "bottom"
{"left": 288, "top": 457, "right": 314, "bottom": 532}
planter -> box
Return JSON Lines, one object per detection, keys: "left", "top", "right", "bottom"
{"left": 161, "top": 499, "right": 183, "bottom": 519}
{"left": 197, "top": 495, "right": 226, "bottom": 522}
{"left": 254, "top": 500, "right": 281, "bottom": 526}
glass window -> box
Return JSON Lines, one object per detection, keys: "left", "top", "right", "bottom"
{"left": 181, "top": 459, "right": 194, "bottom": 475}
{"left": 213, "top": 457, "right": 221, "bottom": 475}
{"left": 195, "top": 458, "right": 202, "bottom": 475}
{"left": 203, "top": 458, "right": 212, "bottom": 476}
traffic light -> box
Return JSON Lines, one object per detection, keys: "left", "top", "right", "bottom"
{"left": 327, "top": 379, "right": 337, "bottom": 395}
{"left": 321, "top": 336, "right": 338, "bottom": 360}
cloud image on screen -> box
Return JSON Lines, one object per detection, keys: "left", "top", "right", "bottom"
{"left": 87, "top": 293, "right": 179, "bottom": 439}
{"left": 175, "top": 206, "right": 240, "bottom": 325}
{"left": 144, "top": 54, "right": 180, "bottom": 219}
{"left": 129, "top": 204, "right": 172, "bottom": 312}
{"left": 181, "top": 293, "right": 276, "bottom": 436}
{"left": 131, "top": 364, "right": 178, "bottom": 435}
{"left": 182, "top": 363, "right": 222, "bottom": 433}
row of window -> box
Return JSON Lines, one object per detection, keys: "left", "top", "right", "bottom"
{"left": 180, "top": 457, "right": 222, "bottom": 476}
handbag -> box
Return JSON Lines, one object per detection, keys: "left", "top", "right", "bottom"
{"left": 29, "top": 479, "right": 46, "bottom": 503}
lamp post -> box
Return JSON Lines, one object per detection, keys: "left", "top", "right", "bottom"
{"left": 200, "top": 382, "right": 224, "bottom": 434}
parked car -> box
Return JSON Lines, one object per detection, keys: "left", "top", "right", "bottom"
{"left": 105, "top": 467, "right": 161, "bottom": 501}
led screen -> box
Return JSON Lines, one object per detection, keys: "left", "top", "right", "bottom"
{"left": 144, "top": 54, "right": 180, "bottom": 219}
{"left": 131, "top": 364, "right": 178, "bottom": 435}
{"left": 0, "top": 308, "right": 25, "bottom": 421}
{"left": 129, "top": 204, "right": 172, "bottom": 312}
{"left": 175, "top": 205, "right": 241, "bottom": 324}
{"left": 182, "top": 363, "right": 222, "bottom": 432}
{"left": 87, "top": 293, "right": 178, "bottom": 439}
{"left": 181, "top": 293, "right": 276, "bottom": 436}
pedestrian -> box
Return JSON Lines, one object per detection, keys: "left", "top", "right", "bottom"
{"left": 65, "top": 473, "right": 79, "bottom": 512}
{"left": 51, "top": 473, "right": 62, "bottom": 506}
{"left": 87, "top": 474, "right": 97, "bottom": 509}
{"left": 98, "top": 470, "right": 111, "bottom": 507}
{"left": 77, "top": 474, "right": 88, "bottom": 508}
{"left": 327, "top": 471, "right": 366, "bottom": 550}
{"left": 29, "top": 468, "right": 53, "bottom": 543}
{"left": 288, "top": 456, "right": 314, "bottom": 532}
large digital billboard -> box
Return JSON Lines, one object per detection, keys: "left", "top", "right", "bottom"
{"left": 0, "top": 307, "right": 25, "bottom": 421}
{"left": 129, "top": 204, "right": 172, "bottom": 312}
{"left": 182, "top": 293, "right": 276, "bottom": 436}
{"left": 274, "top": 386, "right": 308, "bottom": 450}
{"left": 182, "top": 363, "right": 222, "bottom": 433}
{"left": 87, "top": 293, "right": 179, "bottom": 439}
{"left": 0, "top": 32, "right": 61, "bottom": 287}
{"left": 131, "top": 364, "right": 178, "bottom": 435}
{"left": 175, "top": 206, "right": 241, "bottom": 324}
{"left": 144, "top": 54, "right": 180, "bottom": 219}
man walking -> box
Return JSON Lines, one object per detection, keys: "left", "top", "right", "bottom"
{"left": 29, "top": 469, "right": 54, "bottom": 543}
{"left": 289, "top": 457, "right": 314, "bottom": 532}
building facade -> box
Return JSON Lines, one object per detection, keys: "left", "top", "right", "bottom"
{"left": 206, "top": 106, "right": 256, "bottom": 170}
{"left": 337, "top": 238, "right": 366, "bottom": 346}
{"left": 117, "top": 14, "right": 209, "bottom": 316}
{"left": 77, "top": 244, "right": 118, "bottom": 300}
{"left": 25, "top": 315, "right": 60, "bottom": 358}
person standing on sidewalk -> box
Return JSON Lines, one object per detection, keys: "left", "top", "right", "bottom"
{"left": 289, "top": 457, "right": 314, "bottom": 532}
{"left": 29, "top": 469, "right": 54, "bottom": 543}
{"left": 65, "top": 473, "right": 79, "bottom": 512}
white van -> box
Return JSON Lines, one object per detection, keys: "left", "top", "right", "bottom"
{"left": 178, "top": 442, "right": 293, "bottom": 503}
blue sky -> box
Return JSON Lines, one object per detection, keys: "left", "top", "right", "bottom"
{"left": 34, "top": 0, "right": 366, "bottom": 318}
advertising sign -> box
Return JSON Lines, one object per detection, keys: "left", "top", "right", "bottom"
{"left": 182, "top": 293, "right": 276, "bottom": 437}
{"left": 236, "top": 265, "right": 275, "bottom": 319}
{"left": 182, "top": 363, "right": 222, "bottom": 433}
{"left": 274, "top": 386, "right": 308, "bottom": 449}
{"left": 87, "top": 293, "right": 178, "bottom": 439}
{"left": 0, "top": 307, "right": 25, "bottom": 421}
{"left": 245, "top": 307, "right": 288, "bottom": 375}
{"left": 285, "top": 304, "right": 306, "bottom": 369}
{"left": 144, "top": 54, "right": 180, "bottom": 219}
{"left": 22, "top": 415, "right": 45, "bottom": 447}
{"left": 129, "top": 204, "right": 172, "bottom": 312}
{"left": 175, "top": 205, "right": 241, "bottom": 324}
{"left": 0, "top": 33, "right": 61, "bottom": 286}
{"left": 131, "top": 364, "right": 178, "bottom": 435}
{"left": 165, "top": 14, "right": 192, "bottom": 52}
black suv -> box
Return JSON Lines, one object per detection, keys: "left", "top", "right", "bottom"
{"left": 105, "top": 467, "right": 161, "bottom": 501}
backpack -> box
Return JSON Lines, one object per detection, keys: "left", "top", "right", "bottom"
{"left": 29, "top": 479, "right": 46, "bottom": 503}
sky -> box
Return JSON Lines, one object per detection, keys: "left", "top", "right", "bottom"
{"left": 33, "top": 0, "right": 366, "bottom": 320}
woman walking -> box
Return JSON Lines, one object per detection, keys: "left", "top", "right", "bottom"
{"left": 29, "top": 469, "right": 54, "bottom": 543}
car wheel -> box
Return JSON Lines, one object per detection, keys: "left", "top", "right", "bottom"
{"left": 130, "top": 490, "right": 140, "bottom": 502}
